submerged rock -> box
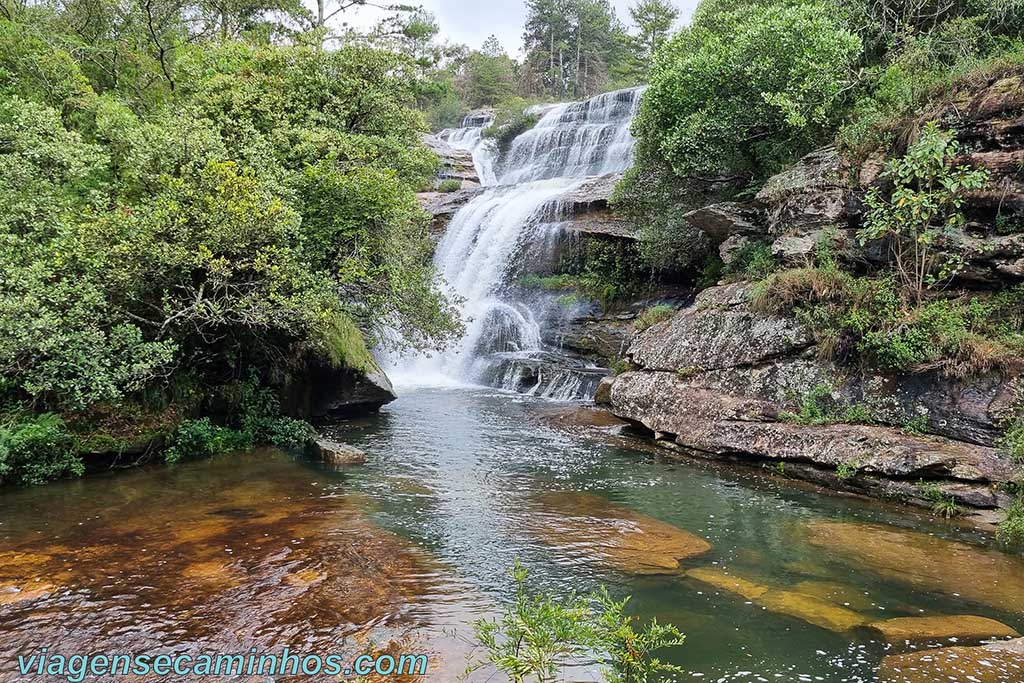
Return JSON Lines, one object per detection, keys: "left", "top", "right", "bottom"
{"left": 529, "top": 491, "right": 711, "bottom": 574}
{"left": 878, "top": 640, "right": 1024, "bottom": 683}
{"left": 759, "top": 590, "right": 869, "bottom": 632}
{"left": 685, "top": 567, "right": 868, "bottom": 632}
{"left": 686, "top": 567, "right": 770, "bottom": 600}
{"left": 310, "top": 437, "right": 367, "bottom": 466}
{"left": 807, "top": 520, "right": 1024, "bottom": 614}
{"left": 867, "top": 615, "right": 1020, "bottom": 647}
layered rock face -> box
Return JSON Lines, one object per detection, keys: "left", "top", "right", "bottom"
{"left": 606, "top": 283, "right": 1019, "bottom": 518}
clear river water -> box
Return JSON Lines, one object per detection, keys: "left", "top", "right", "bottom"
{"left": 2, "top": 387, "right": 1023, "bottom": 682}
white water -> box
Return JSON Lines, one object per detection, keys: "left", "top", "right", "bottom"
{"left": 390, "top": 87, "right": 645, "bottom": 392}
{"left": 437, "top": 111, "right": 497, "bottom": 186}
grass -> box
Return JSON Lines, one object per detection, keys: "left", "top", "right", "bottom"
{"left": 919, "top": 482, "right": 964, "bottom": 519}
{"left": 634, "top": 304, "right": 674, "bottom": 332}
{"left": 437, "top": 178, "right": 462, "bottom": 192}
{"left": 779, "top": 383, "right": 877, "bottom": 427}
{"left": 753, "top": 266, "right": 1024, "bottom": 377}
{"left": 836, "top": 462, "right": 859, "bottom": 481}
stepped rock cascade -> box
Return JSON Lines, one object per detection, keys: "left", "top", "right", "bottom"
{"left": 437, "top": 111, "right": 497, "bottom": 185}
{"left": 390, "top": 87, "right": 644, "bottom": 397}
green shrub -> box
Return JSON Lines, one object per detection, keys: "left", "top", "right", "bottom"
{"left": 859, "top": 122, "right": 989, "bottom": 304}
{"left": 483, "top": 97, "right": 540, "bottom": 153}
{"left": 437, "top": 178, "right": 462, "bottom": 192}
{"left": 164, "top": 418, "right": 248, "bottom": 464}
{"left": 997, "top": 496, "right": 1024, "bottom": 546}
{"left": 836, "top": 462, "right": 859, "bottom": 481}
{"left": 634, "top": 305, "right": 675, "bottom": 332}
{"left": 919, "top": 482, "right": 964, "bottom": 519}
{"left": 465, "top": 562, "right": 685, "bottom": 683}
{"left": 0, "top": 414, "right": 84, "bottom": 485}
{"left": 725, "top": 241, "right": 778, "bottom": 282}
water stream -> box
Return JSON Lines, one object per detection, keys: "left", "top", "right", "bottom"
{"left": 2, "top": 389, "right": 1023, "bottom": 682}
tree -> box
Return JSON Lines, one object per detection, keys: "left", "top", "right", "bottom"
{"left": 631, "top": 1, "right": 862, "bottom": 181}
{"left": 521, "top": 0, "right": 629, "bottom": 98}
{"left": 459, "top": 35, "right": 517, "bottom": 107}
{"left": 629, "top": 0, "right": 676, "bottom": 62}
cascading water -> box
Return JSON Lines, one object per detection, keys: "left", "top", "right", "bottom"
{"left": 391, "top": 87, "right": 645, "bottom": 397}
{"left": 437, "top": 111, "right": 497, "bottom": 186}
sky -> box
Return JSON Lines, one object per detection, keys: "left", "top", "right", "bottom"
{"left": 329, "top": 0, "right": 700, "bottom": 57}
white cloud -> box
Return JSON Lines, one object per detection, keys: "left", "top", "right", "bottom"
{"left": 316, "top": 0, "right": 699, "bottom": 57}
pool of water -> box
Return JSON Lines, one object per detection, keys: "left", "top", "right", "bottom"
{"left": 2, "top": 387, "right": 1023, "bottom": 682}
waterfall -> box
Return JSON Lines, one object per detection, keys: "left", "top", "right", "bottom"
{"left": 390, "top": 87, "right": 645, "bottom": 396}
{"left": 437, "top": 111, "right": 497, "bottom": 186}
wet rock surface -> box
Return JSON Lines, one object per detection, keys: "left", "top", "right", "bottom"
{"left": 529, "top": 491, "right": 712, "bottom": 574}
{"left": 310, "top": 436, "right": 367, "bottom": 466}
{"left": 608, "top": 280, "right": 1022, "bottom": 514}
{"left": 878, "top": 640, "right": 1024, "bottom": 683}
{"left": 867, "top": 614, "right": 1020, "bottom": 646}
{"left": 806, "top": 520, "right": 1024, "bottom": 614}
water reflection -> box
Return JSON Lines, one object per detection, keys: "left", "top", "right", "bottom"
{"left": 1, "top": 388, "right": 1022, "bottom": 682}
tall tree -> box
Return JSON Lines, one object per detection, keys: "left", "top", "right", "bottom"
{"left": 521, "top": 0, "right": 626, "bottom": 98}
{"left": 629, "top": 0, "right": 677, "bottom": 62}
{"left": 459, "top": 35, "right": 516, "bottom": 107}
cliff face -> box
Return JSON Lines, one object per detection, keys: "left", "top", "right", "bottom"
{"left": 603, "top": 73, "right": 1024, "bottom": 524}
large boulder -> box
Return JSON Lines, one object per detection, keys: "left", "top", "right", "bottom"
{"left": 281, "top": 361, "right": 397, "bottom": 419}
{"left": 626, "top": 283, "right": 813, "bottom": 373}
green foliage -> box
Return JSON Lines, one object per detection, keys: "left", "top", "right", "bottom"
{"left": 755, "top": 263, "right": 1024, "bottom": 375}
{"left": 466, "top": 561, "right": 594, "bottom": 683}
{"left": 724, "top": 241, "right": 778, "bottom": 282}
{"left": 0, "top": 12, "right": 463, "bottom": 483}
{"left": 859, "top": 123, "right": 990, "bottom": 303}
{"left": 460, "top": 36, "right": 518, "bottom": 107}
{"left": 520, "top": 0, "right": 633, "bottom": 98}
{"left": 779, "top": 382, "right": 877, "bottom": 426}
{"left": 438, "top": 179, "right": 462, "bottom": 192}
{"left": 835, "top": 462, "right": 859, "bottom": 481}
{"left": 634, "top": 305, "right": 675, "bottom": 332}
{"left": 0, "top": 414, "right": 84, "bottom": 486}
{"left": 165, "top": 379, "right": 312, "bottom": 463}
{"left": 632, "top": 1, "right": 860, "bottom": 183}
{"left": 466, "top": 562, "right": 686, "bottom": 683}
{"left": 591, "top": 588, "right": 686, "bottom": 683}
{"left": 997, "top": 495, "right": 1024, "bottom": 546}
{"left": 918, "top": 481, "right": 964, "bottom": 519}
{"left": 484, "top": 98, "right": 541, "bottom": 153}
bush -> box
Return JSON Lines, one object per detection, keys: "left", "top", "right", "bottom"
{"left": 483, "top": 97, "right": 541, "bottom": 153}
{"left": 164, "top": 418, "right": 248, "bottom": 464}
{"left": 998, "top": 495, "right": 1024, "bottom": 546}
{"left": 634, "top": 305, "right": 675, "bottom": 332}
{"left": 437, "top": 178, "right": 462, "bottom": 192}
{"left": 0, "top": 414, "right": 84, "bottom": 486}
{"left": 466, "top": 562, "right": 685, "bottom": 683}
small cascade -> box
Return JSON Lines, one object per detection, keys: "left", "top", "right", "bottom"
{"left": 437, "top": 110, "right": 497, "bottom": 185}
{"left": 389, "top": 87, "right": 645, "bottom": 399}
